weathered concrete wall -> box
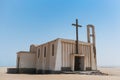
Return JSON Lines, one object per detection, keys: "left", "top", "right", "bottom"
{"left": 84, "top": 45, "right": 92, "bottom": 70}
{"left": 17, "top": 52, "right": 36, "bottom": 68}
{"left": 60, "top": 39, "right": 96, "bottom": 71}
{"left": 36, "top": 39, "right": 58, "bottom": 71}
{"left": 90, "top": 45, "right": 97, "bottom": 70}
{"left": 55, "top": 39, "right": 62, "bottom": 71}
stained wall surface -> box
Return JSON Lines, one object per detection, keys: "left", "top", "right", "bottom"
{"left": 60, "top": 39, "right": 96, "bottom": 71}
{"left": 36, "top": 39, "right": 58, "bottom": 71}
{"left": 17, "top": 52, "right": 36, "bottom": 68}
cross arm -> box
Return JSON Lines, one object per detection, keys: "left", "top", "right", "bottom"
{"left": 72, "top": 24, "right": 82, "bottom": 27}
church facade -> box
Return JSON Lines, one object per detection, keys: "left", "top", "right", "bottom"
{"left": 16, "top": 25, "right": 97, "bottom": 74}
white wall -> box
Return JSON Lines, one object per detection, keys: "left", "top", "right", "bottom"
{"left": 61, "top": 39, "right": 97, "bottom": 70}
{"left": 18, "top": 53, "right": 36, "bottom": 68}
{"left": 36, "top": 39, "right": 58, "bottom": 70}
{"left": 55, "top": 39, "right": 62, "bottom": 71}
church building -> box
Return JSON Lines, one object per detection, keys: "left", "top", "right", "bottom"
{"left": 16, "top": 24, "right": 97, "bottom": 74}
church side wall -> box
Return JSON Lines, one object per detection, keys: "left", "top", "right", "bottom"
{"left": 36, "top": 39, "right": 58, "bottom": 72}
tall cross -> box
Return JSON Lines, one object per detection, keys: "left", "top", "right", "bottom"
{"left": 72, "top": 19, "right": 82, "bottom": 54}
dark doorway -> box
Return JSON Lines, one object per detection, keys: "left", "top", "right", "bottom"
{"left": 75, "top": 56, "right": 81, "bottom": 71}
{"left": 74, "top": 56, "right": 84, "bottom": 71}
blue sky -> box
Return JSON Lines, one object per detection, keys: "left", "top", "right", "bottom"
{"left": 0, "top": 0, "right": 120, "bottom": 67}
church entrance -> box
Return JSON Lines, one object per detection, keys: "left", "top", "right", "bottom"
{"left": 74, "top": 56, "right": 84, "bottom": 71}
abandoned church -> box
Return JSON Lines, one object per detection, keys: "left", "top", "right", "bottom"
{"left": 15, "top": 19, "right": 97, "bottom": 74}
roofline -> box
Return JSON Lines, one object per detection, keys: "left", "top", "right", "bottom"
{"left": 37, "top": 38, "right": 60, "bottom": 47}
{"left": 17, "top": 51, "right": 30, "bottom": 54}
{"left": 36, "top": 38, "right": 92, "bottom": 47}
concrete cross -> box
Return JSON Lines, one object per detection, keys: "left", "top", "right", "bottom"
{"left": 72, "top": 19, "right": 82, "bottom": 54}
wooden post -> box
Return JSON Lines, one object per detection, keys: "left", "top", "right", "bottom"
{"left": 72, "top": 19, "right": 82, "bottom": 54}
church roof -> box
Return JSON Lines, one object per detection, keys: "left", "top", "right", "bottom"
{"left": 36, "top": 38, "right": 92, "bottom": 47}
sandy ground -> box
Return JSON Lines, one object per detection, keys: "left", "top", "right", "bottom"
{"left": 0, "top": 67, "right": 120, "bottom": 80}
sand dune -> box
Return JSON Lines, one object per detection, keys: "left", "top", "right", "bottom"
{"left": 0, "top": 67, "right": 120, "bottom": 80}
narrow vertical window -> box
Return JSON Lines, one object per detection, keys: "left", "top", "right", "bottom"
{"left": 38, "top": 49, "right": 40, "bottom": 58}
{"left": 44, "top": 47, "right": 46, "bottom": 57}
{"left": 52, "top": 44, "right": 54, "bottom": 56}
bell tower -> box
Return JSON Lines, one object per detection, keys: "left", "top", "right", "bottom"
{"left": 87, "top": 25, "right": 96, "bottom": 46}
{"left": 87, "top": 24, "right": 97, "bottom": 70}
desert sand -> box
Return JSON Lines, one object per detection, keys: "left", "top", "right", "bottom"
{"left": 0, "top": 67, "right": 120, "bottom": 80}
